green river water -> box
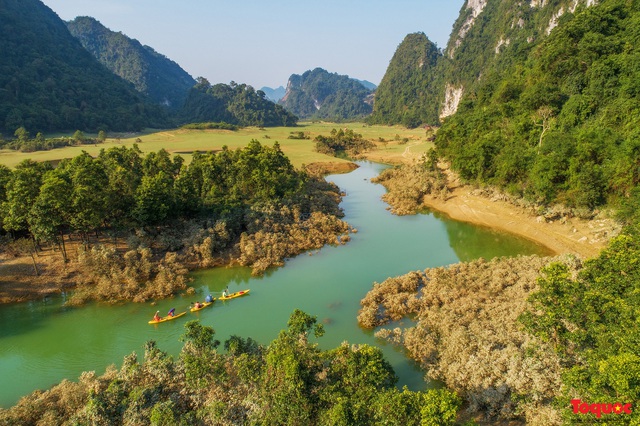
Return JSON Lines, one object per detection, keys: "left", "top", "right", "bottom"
{"left": 0, "top": 161, "right": 552, "bottom": 408}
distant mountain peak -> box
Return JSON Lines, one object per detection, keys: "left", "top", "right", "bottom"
{"left": 260, "top": 86, "right": 286, "bottom": 103}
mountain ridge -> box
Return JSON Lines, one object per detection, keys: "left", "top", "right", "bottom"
{"left": 66, "top": 16, "right": 196, "bottom": 110}
{"left": 0, "top": 0, "right": 166, "bottom": 135}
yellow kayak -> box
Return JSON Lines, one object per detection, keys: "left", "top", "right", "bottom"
{"left": 148, "top": 311, "right": 186, "bottom": 324}
{"left": 190, "top": 301, "right": 214, "bottom": 312}
{"left": 219, "top": 289, "right": 250, "bottom": 301}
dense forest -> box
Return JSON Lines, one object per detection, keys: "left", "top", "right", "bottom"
{"left": 67, "top": 16, "right": 196, "bottom": 110}
{"left": 0, "top": 310, "right": 461, "bottom": 425}
{"left": 436, "top": 0, "right": 640, "bottom": 213}
{"left": 179, "top": 78, "right": 298, "bottom": 127}
{"left": 0, "top": 0, "right": 303, "bottom": 136}
{"left": 371, "top": 0, "right": 640, "bottom": 213}
{"left": 0, "top": 0, "right": 168, "bottom": 135}
{"left": 279, "top": 68, "right": 374, "bottom": 121}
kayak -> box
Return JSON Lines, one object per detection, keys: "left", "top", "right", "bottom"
{"left": 219, "top": 289, "right": 250, "bottom": 301}
{"left": 148, "top": 311, "right": 187, "bottom": 324}
{"left": 190, "top": 300, "right": 214, "bottom": 312}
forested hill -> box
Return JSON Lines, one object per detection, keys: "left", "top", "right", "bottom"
{"left": 368, "top": 33, "right": 443, "bottom": 128}
{"left": 374, "top": 0, "right": 640, "bottom": 214}
{"left": 279, "top": 68, "right": 374, "bottom": 121}
{"left": 67, "top": 17, "right": 196, "bottom": 110}
{"left": 0, "top": 0, "right": 167, "bottom": 136}
{"left": 179, "top": 78, "right": 298, "bottom": 127}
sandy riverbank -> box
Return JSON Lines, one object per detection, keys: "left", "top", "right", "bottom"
{"left": 366, "top": 146, "right": 619, "bottom": 258}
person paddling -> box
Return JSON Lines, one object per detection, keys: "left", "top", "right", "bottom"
{"left": 205, "top": 294, "right": 213, "bottom": 303}
{"left": 153, "top": 311, "right": 161, "bottom": 321}
{"left": 222, "top": 287, "right": 229, "bottom": 298}
{"left": 167, "top": 308, "right": 175, "bottom": 317}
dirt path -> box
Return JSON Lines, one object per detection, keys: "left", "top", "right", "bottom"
{"left": 401, "top": 141, "right": 421, "bottom": 160}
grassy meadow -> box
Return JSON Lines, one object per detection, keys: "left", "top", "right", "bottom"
{"left": 0, "top": 122, "right": 434, "bottom": 169}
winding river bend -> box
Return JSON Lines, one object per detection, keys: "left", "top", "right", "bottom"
{"left": 0, "top": 161, "right": 551, "bottom": 408}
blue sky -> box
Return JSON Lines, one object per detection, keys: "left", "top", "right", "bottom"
{"left": 41, "top": 0, "right": 465, "bottom": 89}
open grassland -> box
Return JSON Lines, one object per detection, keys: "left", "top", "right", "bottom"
{"left": 0, "top": 122, "right": 434, "bottom": 169}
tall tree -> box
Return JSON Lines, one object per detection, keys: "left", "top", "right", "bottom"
{"left": 63, "top": 152, "right": 109, "bottom": 241}
{"left": 2, "top": 160, "right": 47, "bottom": 234}
{"left": 28, "top": 169, "right": 71, "bottom": 261}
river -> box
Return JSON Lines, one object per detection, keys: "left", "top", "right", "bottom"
{"left": 0, "top": 161, "right": 551, "bottom": 408}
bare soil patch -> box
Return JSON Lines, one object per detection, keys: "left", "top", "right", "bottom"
{"left": 0, "top": 254, "right": 74, "bottom": 304}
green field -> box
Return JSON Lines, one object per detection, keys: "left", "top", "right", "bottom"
{"left": 0, "top": 122, "right": 434, "bottom": 169}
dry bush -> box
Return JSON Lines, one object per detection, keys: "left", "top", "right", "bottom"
{"left": 70, "top": 245, "right": 189, "bottom": 304}
{"left": 359, "top": 255, "right": 580, "bottom": 424}
{"left": 238, "top": 206, "right": 350, "bottom": 275}
{"left": 0, "top": 371, "right": 104, "bottom": 425}
{"left": 372, "top": 162, "right": 448, "bottom": 215}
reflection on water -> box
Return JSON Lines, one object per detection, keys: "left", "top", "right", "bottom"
{"left": 437, "top": 211, "right": 553, "bottom": 262}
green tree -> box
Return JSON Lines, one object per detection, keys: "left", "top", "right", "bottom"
{"left": 28, "top": 170, "right": 71, "bottom": 261}
{"left": 14, "top": 126, "right": 29, "bottom": 143}
{"left": 260, "top": 310, "right": 324, "bottom": 424}
{"left": 63, "top": 152, "right": 109, "bottom": 241}
{"left": 0, "top": 164, "right": 12, "bottom": 229}
{"left": 179, "top": 320, "right": 221, "bottom": 390}
{"left": 2, "top": 160, "right": 46, "bottom": 234}
{"left": 134, "top": 171, "right": 175, "bottom": 225}
{"left": 72, "top": 130, "right": 86, "bottom": 144}
{"left": 98, "top": 145, "right": 143, "bottom": 228}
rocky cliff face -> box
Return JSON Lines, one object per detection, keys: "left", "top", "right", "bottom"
{"left": 367, "top": 33, "right": 443, "bottom": 127}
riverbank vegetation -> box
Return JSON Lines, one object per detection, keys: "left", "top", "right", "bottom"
{"left": 0, "top": 141, "right": 350, "bottom": 304}
{"left": 0, "top": 310, "right": 461, "bottom": 425}
{"left": 359, "top": 225, "right": 640, "bottom": 424}
{"left": 359, "top": 255, "right": 569, "bottom": 424}
{"left": 370, "top": 150, "right": 448, "bottom": 215}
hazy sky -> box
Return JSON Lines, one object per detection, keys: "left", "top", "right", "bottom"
{"left": 40, "top": 0, "right": 465, "bottom": 89}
